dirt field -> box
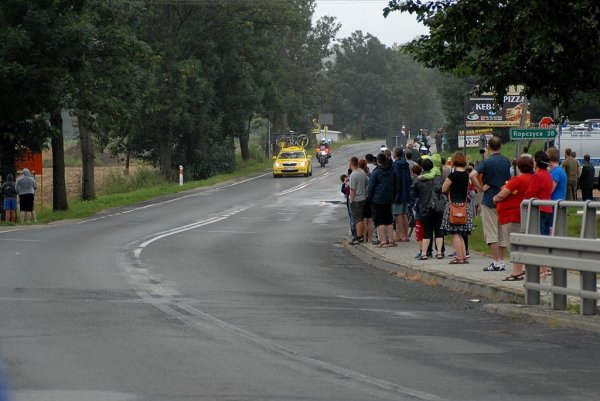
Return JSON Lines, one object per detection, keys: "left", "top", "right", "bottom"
{"left": 35, "top": 165, "right": 142, "bottom": 210}
{"left": 33, "top": 145, "right": 148, "bottom": 210}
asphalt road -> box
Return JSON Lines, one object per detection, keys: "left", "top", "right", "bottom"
{"left": 1, "top": 141, "right": 600, "bottom": 401}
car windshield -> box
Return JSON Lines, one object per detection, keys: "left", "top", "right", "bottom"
{"left": 279, "top": 152, "right": 305, "bottom": 159}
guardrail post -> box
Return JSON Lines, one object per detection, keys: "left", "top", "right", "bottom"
{"left": 522, "top": 200, "right": 541, "bottom": 305}
{"left": 551, "top": 201, "right": 568, "bottom": 310}
{"left": 580, "top": 201, "right": 598, "bottom": 315}
{"left": 525, "top": 263, "right": 541, "bottom": 305}
{"left": 524, "top": 199, "right": 540, "bottom": 235}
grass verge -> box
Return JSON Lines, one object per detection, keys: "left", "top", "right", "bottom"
{"left": 1, "top": 158, "right": 271, "bottom": 226}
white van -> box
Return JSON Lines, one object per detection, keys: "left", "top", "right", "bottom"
{"left": 556, "top": 119, "right": 600, "bottom": 185}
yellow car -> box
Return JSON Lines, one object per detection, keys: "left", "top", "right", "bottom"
{"left": 272, "top": 146, "right": 313, "bottom": 177}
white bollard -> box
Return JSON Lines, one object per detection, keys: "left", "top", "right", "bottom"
{"left": 179, "top": 165, "right": 184, "bottom": 186}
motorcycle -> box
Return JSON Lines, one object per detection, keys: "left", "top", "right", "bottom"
{"left": 316, "top": 146, "right": 330, "bottom": 167}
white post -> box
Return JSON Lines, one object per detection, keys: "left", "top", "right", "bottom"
{"left": 179, "top": 165, "right": 184, "bottom": 186}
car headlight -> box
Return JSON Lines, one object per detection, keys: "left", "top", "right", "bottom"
{"left": 298, "top": 161, "right": 306, "bottom": 167}
{"left": 274, "top": 162, "right": 282, "bottom": 167}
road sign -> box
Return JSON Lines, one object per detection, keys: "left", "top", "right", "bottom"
{"left": 319, "top": 113, "right": 333, "bottom": 126}
{"left": 539, "top": 116, "right": 553, "bottom": 128}
{"left": 15, "top": 149, "right": 43, "bottom": 175}
{"left": 510, "top": 128, "right": 558, "bottom": 140}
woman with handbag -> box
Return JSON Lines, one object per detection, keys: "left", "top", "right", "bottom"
{"left": 441, "top": 152, "right": 473, "bottom": 264}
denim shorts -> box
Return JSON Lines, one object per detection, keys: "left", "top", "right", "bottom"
{"left": 392, "top": 203, "right": 408, "bottom": 216}
{"left": 3, "top": 197, "right": 17, "bottom": 211}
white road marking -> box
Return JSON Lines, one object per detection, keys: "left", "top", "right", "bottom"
{"left": 273, "top": 168, "right": 341, "bottom": 197}
{"left": 0, "top": 238, "right": 42, "bottom": 242}
{"left": 337, "top": 296, "right": 400, "bottom": 300}
{"left": 133, "top": 207, "right": 248, "bottom": 257}
{"left": 191, "top": 230, "right": 259, "bottom": 234}
{"left": 78, "top": 173, "right": 268, "bottom": 224}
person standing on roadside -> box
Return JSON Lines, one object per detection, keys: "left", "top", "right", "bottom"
{"left": 493, "top": 155, "right": 534, "bottom": 281}
{"left": 340, "top": 174, "right": 356, "bottom": 238}
{"left": 359, "top": 158, "right": 375, "bottom": 244}
{"left": 442, "top": 152, "right": 473, "bottom": 265}
{"left": 425, "top": 131, "right": 433, "bottom": 152}
{"left": 411, "top": 158, "right": 445, "bottom": 260}
{"left": 392, "top": 147, "right": 412, "bottom": 243}
{"left": 405, "top": 147, "right": 417, "bottom": 176}
{"left": 561, "top": 148, "right": 578, "bottom": 200}
{"left": 1, "top": 174, "right": 18, "bottom": 223}
{"left": 16, "top": 168, "right": 37, "bottom": 224}
{"left": 524, "top": 152, "right": 554, "bottom": 235}
{"left": 544, "top": 147, "right": 567, "bottom": 237}
{"left": 478, "top": 133, "right": 488, "bottom": 151}
{"left": 547, "top": 147, "right": 567, "bottom": 202}
{"left": 441, "top": 156, "right": 451, "bottom": 179}
{"left": 524, "top": 151, "right": 554, "bottom": 278}
{"left": 369, "top": 153, "right": 398, "bottom": 247}
{"left": 348, "top": 157, "right": 368, "bottom": 245}
{"left": 441, "top": 152, "right": 472, "bottom": 264}
{"left": 579, "top": 154, "right": 596, "bottom": 201}
{"left": 469, "top": 136, "right": 511, "bottom": 272}
{"left": 410, "top": 140, "right": 422, "bottom": 163}
{"left": 435, "top": 132, "right": 443, "bottom": 154}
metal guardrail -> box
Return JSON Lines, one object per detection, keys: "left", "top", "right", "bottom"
{"left": 510, "top": 199, "right": 600, "bottom": 315}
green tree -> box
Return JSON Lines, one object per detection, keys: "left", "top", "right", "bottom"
{"left": 263, "top": 3, "right": 339, "bottom": 138}
{"left": 321, "top": 32, "right": 443, "bottom": 140}
{"left": 384, "top": 0, "right": 600, "bottom": 106}
{"left": 0, "top": 0, "right": 90, "bottom": 210}
{"left": 325, "top": 32, "right": 391, "bottom": 139}
{"left": 137, "top": 3, "right": 223, "bottom": 180}
{"left": 68, "top": 0, "right": 147, "bottom": 200}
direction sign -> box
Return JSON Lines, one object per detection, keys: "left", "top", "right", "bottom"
{"left": 510, "top": 128, "right": 558, "bottom": 140}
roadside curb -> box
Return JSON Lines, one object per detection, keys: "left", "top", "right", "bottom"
{"left": 482, "top": 303, "right": 600, "bottom": 334}
{"left": 343, "top": 239, "right": 600, "bottom": 334}
{"left": 342, "top": 240, "right": 524, "bottom": 304}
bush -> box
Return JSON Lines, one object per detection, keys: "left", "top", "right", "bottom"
{"left": 102, "top": 167, "right": 164, "bottom": 195}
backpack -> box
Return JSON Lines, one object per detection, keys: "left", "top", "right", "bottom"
{"left": 2, "top": 183, "right": 17, "bottom": 197}
{"left": 427, "top": 177, "right": 446, "bottom": 214}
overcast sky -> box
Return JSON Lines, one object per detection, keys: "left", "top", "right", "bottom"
{"left": 313, "top": 0, "right": 429, "bottom": 47}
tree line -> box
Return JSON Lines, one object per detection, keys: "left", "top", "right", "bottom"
{"left": 15, "top": 1, "right": 589, "bottom": 212}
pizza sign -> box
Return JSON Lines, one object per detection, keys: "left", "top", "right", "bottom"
{"left": 464, "top": 87, "right": 531, "bottom": 127}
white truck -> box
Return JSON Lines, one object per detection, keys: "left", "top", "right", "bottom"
{"left": 556, "top": 119, "right": 600, "bottom": 185}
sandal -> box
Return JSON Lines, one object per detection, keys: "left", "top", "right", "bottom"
{"left": 436, "top": 254, "right": 444, "bottom": 259}
{"left": 376, "top": 242, "right": 389, "bottom": 248}
{"left": 387, "top": 242, "right": 397, "bottom": 247}
{"left": 418, "top": 255, "right": 428, "bottom": 260}
{"left": 449, "top": 258, "right": 468, "bottom": 264}
{"left": 502, "top": 273, "right": 525, "bottom": 282}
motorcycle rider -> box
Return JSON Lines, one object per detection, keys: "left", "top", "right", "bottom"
{"left": 316, "top": 138, "right": 331, "bottom": 157}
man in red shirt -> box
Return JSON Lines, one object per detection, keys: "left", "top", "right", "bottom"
{"left": 493, "top": 156, "right": 534, "bottom": 281}
{"left": 523, "top": 151, "right": 554, "bottom": 235}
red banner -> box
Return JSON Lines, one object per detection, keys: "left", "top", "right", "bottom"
{"left": 15, "top": 149, "right": 43, "bottom": 175}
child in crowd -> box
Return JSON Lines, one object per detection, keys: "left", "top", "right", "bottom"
{"left": 340, "top": 174, "right": 356, "bottom": 238}
{"left": 411, "top": 164, "right": 424, "bottom": 258}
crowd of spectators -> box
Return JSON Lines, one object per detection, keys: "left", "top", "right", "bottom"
{"left": 341, "top": 136, "right": 593, "bottom": 282}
